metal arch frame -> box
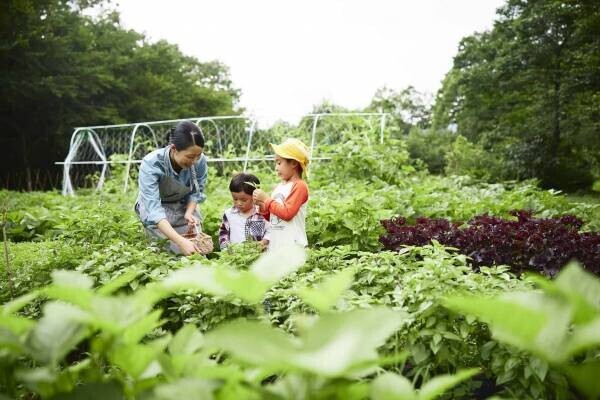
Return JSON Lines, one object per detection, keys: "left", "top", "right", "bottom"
{"left": 194, "top": 115, "right": 256, "bottom": 171}
{"left": 123, "top": 123, "right": 157, "bottom": 193}
{"left": 58, "top": 113, "right": 389, "bottom": 195}
{"left": 62, "top": 128, "right": 107, "bottom": 196}
{"left": 195, "top": 118, "right": 222, "bottom": 156}
{"left": 243, "top": 118, "right": 258, "bottom": 172}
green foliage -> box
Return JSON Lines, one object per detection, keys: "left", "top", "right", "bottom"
{"left": 445, "top": 262, "right": 600, "bottom": 398}
{"left": 313, "top": 130, "right": 417, "bottom": 188}
{"left": 0, "top": 0, "right": 240, "bottom": 189}
{"left": 0, "top": 247, "right": 480, "bottom": 399}
{"left": 432, "top": 0, "right": 600, "bottom": 191}
{"left": 405, "top": 128, "right": 456, "bottom": 174}
{"left": 371, "top": 369, "right": 479, "bottom": 400}
{"left": 1, "top": 138, "right": 600, "bottom": 397}
{"left": 368, "top": 86, "right": 432, "bottom": 137}
{"left": 444, "top": 136, "right": 509, "bottom": 182}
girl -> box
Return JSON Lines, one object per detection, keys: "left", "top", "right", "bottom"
{"left": 135, "top": 120, "right": 208, "bottom": 255}
{"left": 252, "top": 138, "right": 310, "bottom": 248}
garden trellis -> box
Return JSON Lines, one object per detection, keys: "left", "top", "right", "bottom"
{"left": 57, "top": 113, "right": 388, "bottom": 195}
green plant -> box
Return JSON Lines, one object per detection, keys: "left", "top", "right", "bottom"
{"left": 445, "top": 262, "right": 600, "bottom": 399}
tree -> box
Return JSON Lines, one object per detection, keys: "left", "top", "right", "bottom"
{"left": 0, "top": 0, "right": 240, "bottom": 190}
{"left": 433, "top": 0, "right": 600, "bottom": 190}
{"left": 369, "top": 86, "right": 432, "bottom": 137}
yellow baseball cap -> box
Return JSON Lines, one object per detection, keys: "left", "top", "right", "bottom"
{"left": 270, "top": 138, "right": 310, "bottom": 174}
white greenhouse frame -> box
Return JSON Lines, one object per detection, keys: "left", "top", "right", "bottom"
{"left": 57, "top": 113, "right": 388, "bottom": 195}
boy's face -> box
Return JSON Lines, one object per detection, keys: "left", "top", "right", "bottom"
{"left": 231, "top": 191, "right": 254, "bottom": 213}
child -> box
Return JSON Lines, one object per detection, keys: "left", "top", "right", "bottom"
{"left": 219, "top": 172, "right": 270, "bottom": 250}
{"left": 252, "top": 138, "right": 310, "bottom": 248}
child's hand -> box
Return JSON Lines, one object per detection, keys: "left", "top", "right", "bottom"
{"left": 259, "top": 239, "right": 269, "bottom": 251}
{"left": 252, "top": 189, "right": 269, "bottom": 203}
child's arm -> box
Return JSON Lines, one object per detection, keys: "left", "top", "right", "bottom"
{"left": 257, "top": 201, "right": 270, "bottom": 220}
{"left": 263, "top": 181, "right": 309, "bottom": 221}
{"left": 260, "top": 218, "right": 272, "bottom": 247}
{"left": 218, "top": 213, "right": 231, "bottom": 250}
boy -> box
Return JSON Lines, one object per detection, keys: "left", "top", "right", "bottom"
{"left": 219, "top": 172, "right": 270, "bottom": 250}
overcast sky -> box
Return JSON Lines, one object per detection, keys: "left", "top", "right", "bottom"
{"left": 113, "top": 0, "right": 504, "bottom": 122}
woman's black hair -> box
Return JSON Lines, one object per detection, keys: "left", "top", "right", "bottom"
{"left": 229, "top": 173, "right": 260, "bottom": 195}
{"left": 165, "top": 120, "right": 205, "bottom": 150}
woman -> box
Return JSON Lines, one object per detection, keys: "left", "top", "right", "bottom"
{"left": 135, "top": 120, "right": 208, "bottom": 255}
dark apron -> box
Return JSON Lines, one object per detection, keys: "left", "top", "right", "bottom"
{"left": 136, "top": 174, "right": 202, "bottom": 254}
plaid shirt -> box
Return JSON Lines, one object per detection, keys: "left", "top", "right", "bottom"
{"left": 219, "top": 206, "right": 270, "bottom": 249}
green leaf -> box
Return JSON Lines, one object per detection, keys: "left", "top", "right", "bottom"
{"left": 44, "top": 287, "right": 94, "bottom": 309}
{"left": 51, "top": 270, "right": 94, "bottom": 290}
{"left": 48, "top": 381, "right": 123, "bottom": 400}
{"left": 121, "top": 310, "right": 164, "bottom": 344}
{"left": 370, "top": 373, "right": 416, "bottom": 400}
{"left": 0, "top": 314, "right": 35, "bottom": 336}
{"left": 565, "top": 317, "right": 600, "bottom": 358}
{"left": 295, "top": 307, "right": 407, "bottom": 376}
{"left": 169, "top": 324, "right": 204, "bottom": 356}
{"left": 109, "top": 336, "right": 170, "bottom": 379}
{"left": 146, "top": 378, "right": 216, "bottom": 400}
{"left": 1, "top": 291, "right": 40, "bottom": 315}
{"left": 88, "top": 295, "right": 153, "bottom": 333}
{"left": 564, "top": 359, "right": 600, "bottom": 399}
{"left": 529, "top": 357, "right": 548, "bottom": 382}
{"left": 214, "top": 269, "right": 269, "bottom": 304}
{"left": 553, "top": 262, "right": 600, "bottom": 324}
{"left": 96, "top": 268, "right": 143, "bottom": 295}
{"left": 444, "top": 292, "right": 571, "bottom": 363}
{"left": 160, "top": 267, "right": 229, "bottom": 297}
{"left": 204, "top": 319, "right": 296, "bottom": 368}
{"left": 554, "top": 262, "right": 600, "bottom": 311}
{"left": 26, "top": 302, "right": 89, "bottom": 365}
{"left": 249, "top": 244, "right": 307, "bottom": 283}
{"left": 297, "top": 268, "right": 355, "bottom": 312}
{"left": 418, "top": 368, "right": 479, "bottom": 400}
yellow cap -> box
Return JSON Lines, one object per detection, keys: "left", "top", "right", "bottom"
{"left": 270, "top": 138, "right": 310, "bottom": 175}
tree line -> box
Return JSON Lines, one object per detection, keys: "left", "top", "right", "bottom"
{"left": 2, "top": 0, "right": 598, "bottom": 191}
{"left": 1, "top": 0, "right": 240, "bottom": 190}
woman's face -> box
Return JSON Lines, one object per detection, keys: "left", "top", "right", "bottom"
{"left": 172, "top": 144, "right": 203, "bottom": 169}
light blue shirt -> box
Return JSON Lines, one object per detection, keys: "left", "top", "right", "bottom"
{"left": 137, "top": 146, "right": 208, "bottom": 226}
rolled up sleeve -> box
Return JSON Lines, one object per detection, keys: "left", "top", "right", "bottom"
{"left": 138, "top": 158, "right": 166, "bottom": 226}
{"left": 189, "top": 155, "right": 208, "bottom": 204}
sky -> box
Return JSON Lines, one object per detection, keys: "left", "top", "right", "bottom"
{"left": 112, "top": 0, "right": 505, "bottom": 122}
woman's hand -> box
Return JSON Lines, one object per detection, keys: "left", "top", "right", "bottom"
{"left": 252, "top": 189, "right": 269, "bottom": 204}
{"left": 184, "top": 211, "right": 199, "bottom": 227}
{"left": 177, "top": 237, "right": 200, "bottom": 256}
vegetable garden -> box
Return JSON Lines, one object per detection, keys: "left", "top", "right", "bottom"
{"left": 1, "top": 131, "right": 600, "bottom": 399}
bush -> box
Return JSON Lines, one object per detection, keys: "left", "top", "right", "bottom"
{"left": 444, "top": 135, "right": 507, "bottom": 181}
{"left": 406, "top": 128, "right": 456, "bottom": 174}
{"left": 380, "top": 210, "right": 600, "bottom": 276}
{"left": 312, "top": 130, "right": 418, "bottom": 188}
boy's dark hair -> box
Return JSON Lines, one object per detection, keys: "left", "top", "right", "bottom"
{"left": 229, "top": 173, "right": 260, "bottom": 195}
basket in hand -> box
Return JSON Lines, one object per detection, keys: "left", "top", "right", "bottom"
{"left": 182, "top": 225, "right": 214, "bottom": 255}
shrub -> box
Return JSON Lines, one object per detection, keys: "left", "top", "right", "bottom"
{"left": 380, "top": 210, "right": 600, "bottom": 276}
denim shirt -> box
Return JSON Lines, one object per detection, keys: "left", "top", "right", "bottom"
{"left": 137, "top": 146, "right": 208, "bottom": 226}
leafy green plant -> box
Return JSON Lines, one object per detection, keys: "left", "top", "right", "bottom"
{"left": 0, "top": 244, "right": 481, "bottom": 400}
{"left": 445, "top": 262, "right": 600, "bottom": 399}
